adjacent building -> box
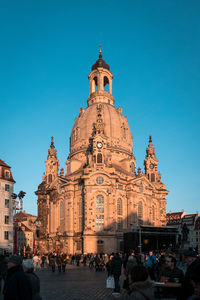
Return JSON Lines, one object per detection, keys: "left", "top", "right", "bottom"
{"left": 14, "top": 211, "right": 37, "bottom": 254}
{"left": 0, "top": 159, "right": 15, "bottom": 254}
{"left": 36, "top": 50, "right": 168, "bottom": 254}
{"left": 194, "top": 216, "right": 200, "bottom": 252}
{"left": 167, "top": 211, "right": 199, "bottom": 249}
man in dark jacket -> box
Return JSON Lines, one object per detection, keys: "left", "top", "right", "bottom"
{"left": 110, "top": 253, "right": 122, "bottom": 293}
{"left": 23, "top": 259, "right": 42, "bottom": 300}
{"left": 3, "top": 255, "right": 32, "bottom": 300}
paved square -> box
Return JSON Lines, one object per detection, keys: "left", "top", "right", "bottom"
{"left": 36, "top": 264, "right": 113, "bottom": 300}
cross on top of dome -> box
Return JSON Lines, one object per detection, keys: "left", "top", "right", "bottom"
{"left": 91, "top": 45, "right": 110, "bottom": 71}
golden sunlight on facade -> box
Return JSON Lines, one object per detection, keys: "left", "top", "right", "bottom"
{"left": 36, "top": 49, "right": 168, "bottom": 254}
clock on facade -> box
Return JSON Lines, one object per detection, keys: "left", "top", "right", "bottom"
{"left": 150, "top": 164, "right": 154, "bottom": 169}
{"left": 97, "top": 142, "right": 103, "bottom": 149}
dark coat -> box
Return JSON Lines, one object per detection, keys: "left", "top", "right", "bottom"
{"left": 110, "top": 255, "right": 122, "bottom": 277}
{"left": 26, "top": 270, "right": 42, "bottom": 300}
{"left": 125, "top": 258, "right": 138, "bottom": 277}
{"left": 3, "top": 265, "right": 32, "bottom": 300}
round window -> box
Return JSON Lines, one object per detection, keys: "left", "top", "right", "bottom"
{"left": 96, "top": 176, "right": 104, "bottom": 184}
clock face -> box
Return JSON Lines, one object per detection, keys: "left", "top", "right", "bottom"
{"left": 150, "top": 164, "right": 154, "bottom": 169}
{"left": 97, "top": 142, "right": 103, "bottom": 149}
{"left": 50, "top": 165, "right": 53, "bottom": 169}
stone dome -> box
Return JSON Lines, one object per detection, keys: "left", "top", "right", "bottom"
{"left": 70, "top": 103, "right": 133, "bottom": 157}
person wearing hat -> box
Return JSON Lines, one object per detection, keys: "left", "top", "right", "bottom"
{"left": 22, "top": 260, "right": 42, "bottom": 300}
{"left": 3, "top": 255, "right": 32, "bottom": 300}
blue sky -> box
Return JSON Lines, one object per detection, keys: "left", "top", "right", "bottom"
{"left": 0, "top": 0, "right": 199, "bottom": 215}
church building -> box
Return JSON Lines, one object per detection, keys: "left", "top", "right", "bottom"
{"left": 36, "top": 49, "right": 168, "bottom": 254}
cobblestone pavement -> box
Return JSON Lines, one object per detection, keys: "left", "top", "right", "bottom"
{"left": 36, "top": 264, "right": 113, "bottom": 300}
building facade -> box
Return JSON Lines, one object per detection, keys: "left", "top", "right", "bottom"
{"left": 36, "top": 51, "right": 168, "bottom": 254}
{"left": 0, "top": 159, "right": 15, "bottom": 254}
{"left": 14, "top": 211, "right": 37, "bottom": 254}
{"left": 194, "top": 216, "right": 200, "bottom": 252}
{"left": 167, "top": 211, "right": 199, "bottom": 250}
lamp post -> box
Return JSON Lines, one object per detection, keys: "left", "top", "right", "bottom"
{"left": 138, "top": 225, "right": 142, "bottom": 255}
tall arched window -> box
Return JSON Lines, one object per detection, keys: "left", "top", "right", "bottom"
{"left": 96, "top": 194, "right": 104, "bottom": 213}
{"left": 117, "top": 198, "right": 123, "bottom": 216}
{"left": 60, "top": 201, "right": 64, "bottom": 218}
{"left": 152, "top": 205, "right": 155, "bottom": 222}
{"left": 97, "top": 153, "right": 102, "bottom": 164}
{"left": 151, "top": 173, "right": 155, "bottom": 182}
{"left": 138, "top": 201, "right": 143, "bottom": 225}
{"left": 92, "top": 76, "right": 98, "bottom": 93}
{"left": 48, "top": 174, "right": 52, "bottom": 183}
{"left": 104, "top": 76, "right": 109, "bottom": 92}
{"left": 60, "top": 201, "right": 65, "bottom": 231}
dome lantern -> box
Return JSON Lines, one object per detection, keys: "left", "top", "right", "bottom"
{"left": 88, "top": 46, "right": 114, "bottom": 107}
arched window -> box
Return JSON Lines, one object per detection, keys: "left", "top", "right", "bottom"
{"left": 96, "top": 194, "right": 104, "bottom": 213}
{"left": 48, "top": 174, "right": 52, "bottom": 183}
{"left": 151, "top": 173, "right": 155, "bottom": 182}
{"left": 60, "top": 201, "right": 64, "bottom": 219}
{"left": 138, "top": 201, "right": 143, "bottom": 225}
{"left": 117, "top": 198, "right": 123, "bottom": 216}
{"left": 152, "top": 206, "right": 155, "bottom": 222}
{"left": 104, "top": 76, "right": 109, "bottom": 92}
{"left": 60, "top": 201, "right": 65, "bottom": 231}
{"left": 96, "top": 215, "right": 104, "bottom": 231}
{"left": 92, "top": 76, "right": 98, "bottom": 93}
{"left": 97, "top": 153, "right": 102, "bottom": 164}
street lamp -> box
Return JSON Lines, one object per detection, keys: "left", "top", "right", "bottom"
{"left": 138, "top": 224, "right": 142, "bottom": 255}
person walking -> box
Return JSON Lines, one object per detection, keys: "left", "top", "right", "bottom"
{"left": 50, "top": 255, "right": 56, "bottom": 272}
{"left": 123, "top": 254, "right": 138, "bottom": 290}
{"left": 56, "top": 255, "right": 62, "bottom": 272}
{"left": 146, "top": 251, "right": 157, "bottom": 280}
{"left": 40, "top": 255, "right": 46, "bottom": 269}
{"left": 3, "top": 255, "right": 32, "bottom": 300}
{"left": 110, "top": 253, "right": 122, "bottom": 293}
{"left": 22, "top": 259, "right": 42, "bottom": 300}
{"left": 61, "top": 254, "right": 67, "bottom": 272}
{"left": 33, "top": 254, "right": 40, "bottom": 271}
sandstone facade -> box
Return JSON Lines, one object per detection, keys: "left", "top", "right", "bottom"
{"left": 36, "top": 51, "right": 168, "bottom": 254}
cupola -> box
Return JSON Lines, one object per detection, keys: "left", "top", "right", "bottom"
{"left": 88, "top": 46, "right": 114, "bottom": 106}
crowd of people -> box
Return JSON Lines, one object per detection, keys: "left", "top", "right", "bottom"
{"left": 0, "top": 248, "right": 199, "bottom": 299}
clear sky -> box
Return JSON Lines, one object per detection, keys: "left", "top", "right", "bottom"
{"left": 0, "top": 0, "right": 200, "bottom": 216}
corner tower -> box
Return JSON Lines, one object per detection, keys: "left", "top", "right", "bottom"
{"left": 45, "top": 137, "right": 59, "bottom": 184}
